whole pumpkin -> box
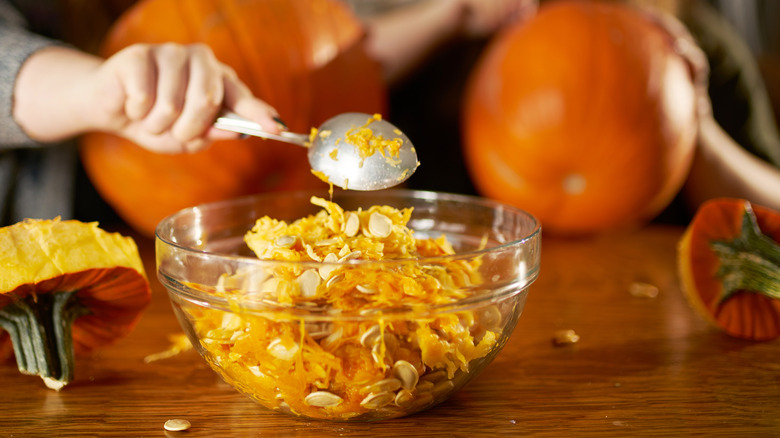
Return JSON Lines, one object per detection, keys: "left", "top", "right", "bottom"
{"left": 462, "top": 0, "right": 698, "bottom": 235}
{"left": 80, "top": 0, "right": 386, "bottom": 236}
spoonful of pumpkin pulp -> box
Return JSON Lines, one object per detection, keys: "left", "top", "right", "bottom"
{"left": 214, "top": 112, "right": 419, "bottom": 191}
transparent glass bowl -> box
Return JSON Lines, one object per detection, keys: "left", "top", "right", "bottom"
{"left": 156, "top": 190, "right": 540, "bottom": 421}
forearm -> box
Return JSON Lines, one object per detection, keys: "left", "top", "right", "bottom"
{"left": 685, "top": 114, "right": 780, "bottom": 211}
{"left": 13, "top": 46, "right": 104, "bottom": 143}
{"left": 362, "top": 0, "right": 465, "bottom": 84}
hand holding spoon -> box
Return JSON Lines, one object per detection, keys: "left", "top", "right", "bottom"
{"left": 214, "top": 112, "right": 419, "bottom": 191}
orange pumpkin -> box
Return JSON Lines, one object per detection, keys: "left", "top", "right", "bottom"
{"left": 678, "top": 198, "right": 780, "bottom": 341}
{"left": 80, "top": 0, "right": 386, "bottom": 237}
{"left": 462, "top": 0, "right": 698, "bottom": 235}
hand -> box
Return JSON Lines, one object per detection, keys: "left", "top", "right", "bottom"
{"left": 13, "top": 43, "right": 280, "bottom": 154}
{"left": 91, "top": 42, "right": 280, "bottom": 153}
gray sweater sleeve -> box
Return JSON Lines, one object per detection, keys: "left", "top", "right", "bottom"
{"left": 0, "top": 0, "right": 61, "bottom": 147}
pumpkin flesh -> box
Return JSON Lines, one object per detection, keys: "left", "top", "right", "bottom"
{"left": 0, "top": 219, "right": 150, "bottom": 389}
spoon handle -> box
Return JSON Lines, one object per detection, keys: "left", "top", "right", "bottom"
{"left": 214, "top": 111, "right": 309, "bottom": 147}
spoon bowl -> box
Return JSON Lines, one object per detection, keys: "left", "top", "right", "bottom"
{"left": 215, "top": 112, "right": 419, "bottom": 190}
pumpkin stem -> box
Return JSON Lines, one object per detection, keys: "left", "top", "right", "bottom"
{"left": 711, "top": 203, "right": 780, "bottom": 304}
{"left": 0, "top": 291, "right": 89, "bottom": 391}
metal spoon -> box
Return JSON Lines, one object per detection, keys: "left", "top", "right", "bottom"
{"left": 214, "top": 111, "right": 419, "bottom": 191}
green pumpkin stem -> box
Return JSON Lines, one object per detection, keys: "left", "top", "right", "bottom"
{"left": 711, "top": 203, "right": 780, "bottom": 304}
{"left": 0, "top": 291, "right": 89, "bottom": 390}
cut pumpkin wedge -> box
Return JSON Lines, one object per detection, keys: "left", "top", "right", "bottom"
{"left": 678, "top": 198, "right": 780, "bottom": 340}
{"left": 0, "top": 218, "right": 150, "bottom": 390}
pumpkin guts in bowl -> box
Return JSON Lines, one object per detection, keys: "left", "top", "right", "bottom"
{"left": 156, "top": 191, "right": 540, "bottom": 421}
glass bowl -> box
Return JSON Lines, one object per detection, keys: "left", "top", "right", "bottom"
{"left": 155, "top": 190, "right": 540, "bottom": 421}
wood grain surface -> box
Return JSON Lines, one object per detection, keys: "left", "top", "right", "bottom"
{"left": 2, "top": 225, "right": 778, "bottom": 437}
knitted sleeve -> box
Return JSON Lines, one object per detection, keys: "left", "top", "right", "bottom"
{"left": 0, "top": 0, "right": 61, "bottom": 147}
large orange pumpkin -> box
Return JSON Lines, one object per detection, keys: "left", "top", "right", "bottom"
{"left": 80, "top": 0, "right": 386, "bottom": 236}
{"left": 463, "top": 0, "right": 698, "bottom": 235}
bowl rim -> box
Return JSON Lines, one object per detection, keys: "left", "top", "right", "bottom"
{"left": 156, "top": 189, "right": 541, "bottom": 317}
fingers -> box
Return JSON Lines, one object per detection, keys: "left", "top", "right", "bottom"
{"left": 113, "top": 44, "right": 156, "bottom": 121}
{"left": 110, "top": 42, "right": 280, "bottom": 154}
{"left": 222, "top": 65, "right": 283, "bottom": 135}
{"left": 170, "top": 44, "right": 224, "bottom": 143}
{"left": 142, "top": 43, "right": 188, "bottom": 135}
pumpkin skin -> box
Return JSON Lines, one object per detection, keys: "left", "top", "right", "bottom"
{"left": 0, "top": 218, "right": 150, "bottom": 389}
{"left": 80, "top": 0, "right": 386, "bottom": 237}
{"left": 678, "top": 198, "right": 780, "bottom": 340}
{"left": 462, "top": 0, "right": 698, "bottom": 235}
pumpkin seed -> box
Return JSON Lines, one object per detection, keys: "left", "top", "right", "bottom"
{"left": 321, "top": 327, "right": 343, "bottom": 348}
{"left": 261, "top": 277, "right": 279, "bottom": 293}
{"left": 267, "top": 338, "right": 299, "bottom": 361}
{"left": 431, "top": 379, "right": 455, "bottom": 397}
{"left": 394, "top": 389, "right": 415, "bottom": 408}
{"left": 304, "top": 244, "right": 322, "bottom": 262}
{"left": 338, "top": 244, "right": 351, "bottom": 258}
{"left": 553, "top": 329, "right": 580, "bottom": 345}
{"left": 356, "top": 284, "right": 376, "bottom": 294}
{"left": 275, "top": 235, "right": 296, "bottom": 248}
{"left": 318, "top": 253, "right": 339, "bottom": 280}
{"left": 325, "top": 273, "right": 344, "bottom": 288}
{"left": 305, "top": 322, "right": 331, "bottom": 340}
{"left": 392, "top": 360, "right": 419, "bottom": 390}
{"left": 305, "top": 391, "right": 343, "bottom": 407}
{"left": 338, "top": 250, "right": 362, "bottom": 262}
{"left": 221, "top": 313, "right": 243, "bottom": 331}
{"left": 420, "top": 369, "right": 446, "bottom": 383}
{"left": 629, "top": 281, "right": 659, "bottom": 298}
{"left": 414, "top": 380, "right": 434, "bottom": 393}
{"left": 410, "top": 391, "right": 434, "bottom": 410}
{"left": 297, "top": 269, "right": 320, "bottom": 298}
{"left": 367, "top": 212, "right": 392, "bottom": 238}
{"left": 371, "top": 341, "right": 391, "bottom": 366}
{"left": 360, "top": 391, "right": 395, "bottom": 410}
{"left": 360, "top": 324, "right": 382, "bottom": 347}
{"left": 344, "top": 212, "right": 360, "bottom": 237}
{"left": 364, "top": 378, "right": 402, "bottom": 394}
{"left": 315, "top": 238, "right": 339, "bottom": 247}
{"left": 163, "top": 419, "right": 191, "bottom": 432}
{"left": 478, "top": 305, "right": 502, "bottom": 329}
{"left": 247, "top": 365, "right": 266, "bottom": 378}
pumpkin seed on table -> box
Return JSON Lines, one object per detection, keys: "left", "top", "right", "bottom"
{"left": 552, "top": 329, "right": 580, "bottom": 346}
{"left": 164, "top": 419, "right": 191, "bottom": 432}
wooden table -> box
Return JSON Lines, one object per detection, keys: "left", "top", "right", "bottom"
{"left": 3, "top": 225, "right": 778, "bottom": 436}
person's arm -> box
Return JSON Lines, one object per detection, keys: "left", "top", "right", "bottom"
{"left": 361, "top": 0, "right": 537, "bottom": 84}
{"left": 0, "top": 4, "right": 62, "bottom": 147}
{"left": 685, "top": 113, "right": 780, "bottom": 211}
{"left": 13, "top": 43, "right": 282, "bottom": 154}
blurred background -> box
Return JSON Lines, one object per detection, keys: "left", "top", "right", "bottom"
{"left": 12, "top": 0, "right": 778, "bottom": 232}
